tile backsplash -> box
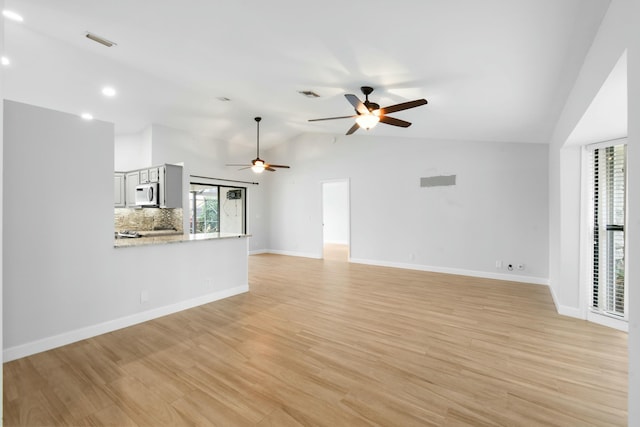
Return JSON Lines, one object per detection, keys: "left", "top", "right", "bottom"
{"left": 115, "top": 208, "right": 183, "bottom": 232}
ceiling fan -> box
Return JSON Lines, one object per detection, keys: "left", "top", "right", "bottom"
{"left": 309, "top": 86, "right": 428, "bottom": 135}
{"left": 226, "top": 117, "right": 290, "bottom": 173}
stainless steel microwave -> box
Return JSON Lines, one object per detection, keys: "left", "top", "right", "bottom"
{"left": 135, "top": 182, "right": 159, "bottom": 206}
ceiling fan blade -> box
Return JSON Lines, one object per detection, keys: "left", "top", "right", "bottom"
{"left": 345, "top": 94, "right": 369, "bottom": 115}
{"left": 308, "top": 115, "right": 355, "bottom": 122}
{"left": 379, "top": 99, "right": 428, "bottom": 115}
{"left": 346, "top": 122, "right": 360, "bottom": 135}
{"left": 238, "top": 166, "right": 252, "bottom": 171}
{"left": 379, "top": 116, "right": 412, "bottom": 128}
{"left": 266, "top": 164, "right": 290, "bottom": 168}
{"left": 265, "top": 167, "right": 277, "bottom": 172}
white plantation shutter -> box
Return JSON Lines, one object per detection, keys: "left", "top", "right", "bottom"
{"left": 589, "top": 143, "right": 627, "bottom": 319}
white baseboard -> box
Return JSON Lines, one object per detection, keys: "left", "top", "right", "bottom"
{"left": 547, "top": 285, "right": 583, "bottom": 319}
{"left": 323, "top": 240, "right": 349, "bottom": 245}
{"left": 266, "top": 249, "right": 322, "bottom": 259}
{"left": 249, "top": 249, "right": 268, "bottom": 255}
{"left": 348, "top": 257, "right": 550, "bottom": 286}
{"left": 3, "top": 285, "right": 249, "bottom": 362}
{"left": 587, "top": 311, "right": 628, "bottom": 331}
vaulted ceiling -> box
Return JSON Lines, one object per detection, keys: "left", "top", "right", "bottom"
{"left": 3, "top": 0, "right": 611, "bottom": 150}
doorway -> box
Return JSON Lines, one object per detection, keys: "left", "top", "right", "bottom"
{"left": 322, "top": 180, "right": 350, "bottom": 261}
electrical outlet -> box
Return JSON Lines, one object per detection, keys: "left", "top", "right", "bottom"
{"left": 140, "top": 290, "right": 149, "bottom": 304}
{"left": 496, "top": 260, "right": 503, "bottom": 269}
{"left": 205, "top": 277, "right": 213, "bottom": 288}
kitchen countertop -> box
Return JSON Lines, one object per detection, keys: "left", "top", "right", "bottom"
{"left": 114, "top": 232, "right": 250, "bottom": 248}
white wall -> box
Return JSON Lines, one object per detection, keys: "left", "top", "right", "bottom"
{"left": 3, "top": 101, "right": 248, "bottom": 360}
{"left": 322, "top": 181, "right": 349, "bottom": 245}
{"left": 547, "top": 0, "right": 638, "bottom": 423}
{"left": 266, "top": 133, "right": 549, "bottom": 283}
{"left": 114, "top": 127, "right": 152, "bottom": 171}
{"left": 1, "top": 0, "right": 5, "bottom": 418}
{"left": 628, "top": 5, "right": 640, "bottom": 418}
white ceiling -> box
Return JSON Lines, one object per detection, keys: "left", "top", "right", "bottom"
{"left": 3, "top": 0, "right": 612, "bottom": 150}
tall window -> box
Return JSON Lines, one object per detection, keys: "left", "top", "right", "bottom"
{"left": 189, "top": 184, "right": 246, "bottom": 235}
{"left": 589, "top": 142, "right": 627, "bottom": 319}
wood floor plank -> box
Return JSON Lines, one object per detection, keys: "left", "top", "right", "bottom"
{"left": 3, "top": 253, "right": 628, "bottom": 426}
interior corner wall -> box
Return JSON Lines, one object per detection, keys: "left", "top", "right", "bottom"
{"left": 548, "top": 0, "right": 630, "bottom": 313}
{"left": 265, "top": 133, "right": 549, "bottom": 283}
{"left": 547, "top": 0, "right": 637, "bottom": 424}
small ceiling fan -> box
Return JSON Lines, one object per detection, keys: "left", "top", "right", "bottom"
{"left": 309, "top": 86, "right": 428, "bottom": 135}
{"left": 226, "top": 117, "right": 290, "bottom": 173}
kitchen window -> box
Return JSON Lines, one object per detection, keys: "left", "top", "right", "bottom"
{"left": 189, "top": 184, "right": 246, "bottom": 235}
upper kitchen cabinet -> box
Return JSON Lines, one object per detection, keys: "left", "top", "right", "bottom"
{"left": 159, "top": 164, "right": 182, "bottom": 208}
{"left": 149, "top": 167, "right": 160, "bottom": 183}
{"left": 114, "top": 172, "right": 125, "bottom": 207}
{"left": 140, "top": 167, "right": 160, "bottom": 183}
{"left": 125, "top": 171, "right": 140, "bottom": 208}
{"left": 115, "top": 164, "right": 182, "bottom": 209}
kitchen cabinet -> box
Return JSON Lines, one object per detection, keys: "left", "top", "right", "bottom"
{"left": 125, "top": 171, "right": 140, "bottom": 207}
{"left": 114, "top": 172, "right": 125, "bottom": 207}
{"left": 148, "top": 167, "right": 160, "bottom": 182}
{"left": 159, "top": 164, "right": 182, "bottom": 208}
{"left": 139, "top": 167, "right": 159, "bottom": 183}
{"left": 115, "top": 164, "right": 182, "bottom": 209}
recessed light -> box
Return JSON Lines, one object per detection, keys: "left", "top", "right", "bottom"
{"left": 102, "top": 86, "right": 116, "bottom": 97}
{"left": 81, "top": 113, "right": 94, "bottom": 120}
{"left": 2, "top": 10, "right": 24, "bottom": 22}
{"left": 1, "top": 56, "right": 10, "bottom": 66}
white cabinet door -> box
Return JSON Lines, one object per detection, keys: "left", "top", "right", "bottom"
{"left": 114, "top": 172, "right": 126, "bottom": 207}
{"left": 125, "top": 171, "right": 140, "bottom": 207}
{"left": 160, "top": 164, "right": 183, "bottom": 208}
{"left": 140, "top": 169, "right": 149, "bottom": 183}
{"left": 148, "top": 167, "right": 160, "bottom": 182}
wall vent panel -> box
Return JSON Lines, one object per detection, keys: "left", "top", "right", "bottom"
{"left": 420, "top": 175, "right": 456, "bottom": 187}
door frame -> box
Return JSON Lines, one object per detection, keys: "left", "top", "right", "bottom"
{"left": 320, "top": 178, "right": 351, "bottom": 260}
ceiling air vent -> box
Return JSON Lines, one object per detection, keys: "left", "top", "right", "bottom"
{"left": 85, "top": 32, "right": 117, "bottom": 47}
{"left": 299, "top": 90, "right": 320, "bottom": 98}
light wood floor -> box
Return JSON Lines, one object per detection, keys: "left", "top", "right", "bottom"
{"left": 4, "top": 254, "right": 628, "bottom": 426}
{"left": 323, "top": 243, "right": 349, "bottom": 261}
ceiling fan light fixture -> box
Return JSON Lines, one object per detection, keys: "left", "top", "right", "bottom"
{"left": 252, "top": 159, "right": 265, "bottom": 173}
{"left": 355, "top": 114, "right": 380, "bottom": 130}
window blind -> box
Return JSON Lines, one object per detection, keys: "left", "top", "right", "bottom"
{"left": 590, "top": 143, "right": 627, "bottom": 319}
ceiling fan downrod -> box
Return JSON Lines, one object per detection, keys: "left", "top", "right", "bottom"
{"left": 255, "top": 116, "right": 261, "bottom": 158}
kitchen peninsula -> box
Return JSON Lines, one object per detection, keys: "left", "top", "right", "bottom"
{"left": 114, "top": 231, "right": 250, "bottom": 247}
{"left": 4, "top": 101, "right": 252, "bottom": 362}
